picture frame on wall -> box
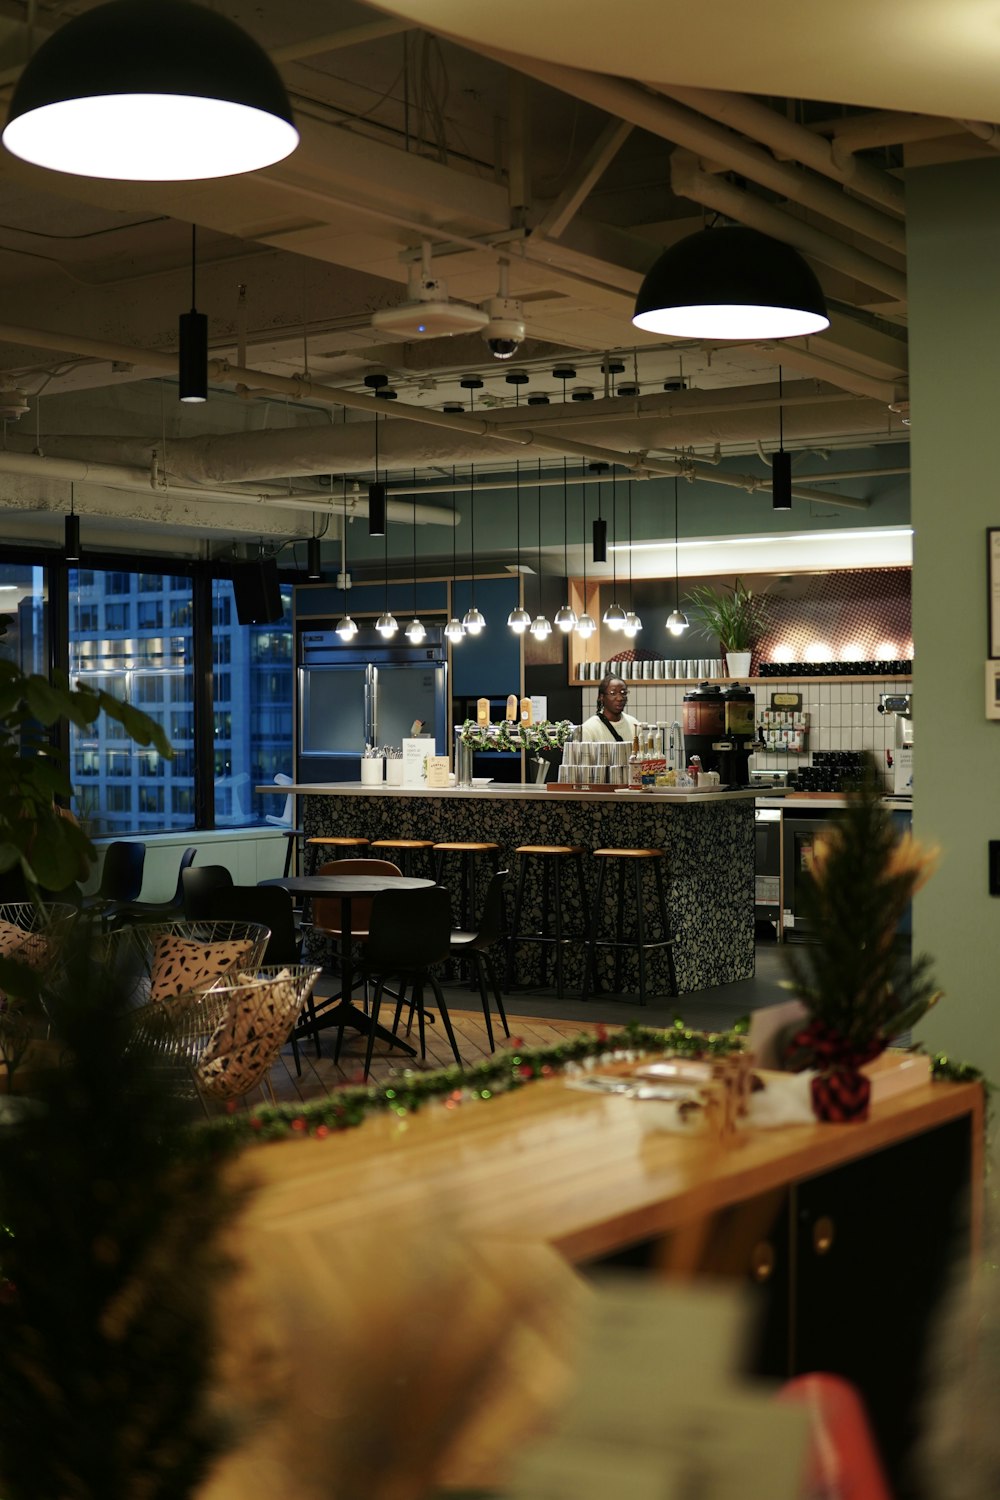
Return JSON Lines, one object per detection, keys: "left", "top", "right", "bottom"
{"left": 988, "top": 528, "right": 1000, "bottom": 658}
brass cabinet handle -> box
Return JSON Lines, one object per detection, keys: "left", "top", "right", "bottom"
{"left": 813, "top": 1215, "right": 835, "bottom": 1255}
{"left": 750, "top": 1240, "right": 776, "bottom": 1282}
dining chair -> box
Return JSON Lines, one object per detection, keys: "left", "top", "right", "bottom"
{"left": 361, "top": 884, "right": 459, "bottom": 1080}
{"left": 80, "top": 840, "right": 146, "bottom": 928}
{"left": 181, "top": 864, "right": 235, "bottom": 919}
{"left": 446, "top": 868, "right": 511, "bottom": 1053}
{"left": 111, "top": 846, "right": 197, "bottom": 926}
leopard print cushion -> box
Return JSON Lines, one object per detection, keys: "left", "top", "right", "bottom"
{"left": 196, "top": 970, "right": 300, "bottom": 1099}
{"left": 149, "top": 935, "right": 254, "bottom": 1002}
{"left": 0, "top": 919, "right": 49, "bottom": 971}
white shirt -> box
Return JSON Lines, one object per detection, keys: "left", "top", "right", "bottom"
{"left": 581, "top": 710, "right": 640, "bottom": 743}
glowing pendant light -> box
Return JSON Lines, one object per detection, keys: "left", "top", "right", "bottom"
{"left": 507, "top": 461, "right": 531, "bottom": 634}
{"left": 334, "top": 481, "right": 357, "bottom": 641}
{"left": 529, "top": 460, "right": 551, "bottom": 638}
{"left": 2, "top": 0, "right": 298, "bottom": 181}
{"left": 666, "top": 476, "right": 689, "bottom": 637}
{"left": 462, "top": 467, "right": 485, "bottom": 634}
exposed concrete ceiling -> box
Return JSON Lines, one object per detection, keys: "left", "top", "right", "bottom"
{"left": 0, "top": 0, "right": 979, "bottom": 559}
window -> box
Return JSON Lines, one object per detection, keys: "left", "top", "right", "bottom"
{"left": 170, "top": 600, "right": 192, "bottom": 629}
{"left": 135, "top": 674, "right": 165, "bottom": 704}
{"left": 138, "top": 601, "right": 162, "bottom": 630}
{"left": 139, "top": 786, "right": 164, "bottom": 814}
{"left": 105, "top": 573, "right": 130, "bottom": 596}
{"left": 104, "top": 603, "right": 128, "bottom": 630}
{"left": 74, "top": 604, "right": 98, "bottom": 632}
{"left": 106, "top": 786, "right": 131, "bottom": 813}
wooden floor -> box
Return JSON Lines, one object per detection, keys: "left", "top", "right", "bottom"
{"left": 263, "top": 1003, "right": 596, "bottom": 1106}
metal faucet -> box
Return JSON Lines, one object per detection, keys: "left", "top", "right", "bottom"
{"left": 668, "top": 719, "right": 685, "bottom": 771}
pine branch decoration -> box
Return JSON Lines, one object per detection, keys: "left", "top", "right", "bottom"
{"left": 781, "top": 754, "right": 940, "bottom": 1064}
{"left": 0, "top": 920, "right": 248, "bottom": 1500}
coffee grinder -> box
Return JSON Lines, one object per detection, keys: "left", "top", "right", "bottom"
{"left": 712, "top": 682, "right": 756, "bottom": 786}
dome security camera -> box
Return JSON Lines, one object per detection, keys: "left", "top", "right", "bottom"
{"left": 482, "top": 294, "right": 526, "bottom": 361}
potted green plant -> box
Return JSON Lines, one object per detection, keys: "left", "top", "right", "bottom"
{"left": 681, "top": 577, "right": 770, "bottom": 677}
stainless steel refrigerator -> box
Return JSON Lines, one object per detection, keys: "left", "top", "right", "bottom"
{"left": 297, "top": 626, "right": 448, "bottom": 782}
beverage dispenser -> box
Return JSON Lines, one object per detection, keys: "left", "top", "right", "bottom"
{"left": 682, "top": 683, "right": 726, "bottom": 774}
{"left": 713, "top": 683, "right": 756, "bottom": 786}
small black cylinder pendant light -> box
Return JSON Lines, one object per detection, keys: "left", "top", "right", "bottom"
{"left": 307, "top": 533, "right": 322, "bottom": 580}
{"left": 179, "top": 225, "right": 207, "bottom": 403}
{"left": 772, "top": 367, "right": 793, "bottom": 512}
{"left": 368, "top": 407, "right": 386, "bottom": 536}
{"left": 592, "top": 465, "right": 607, "bottom": 563}
{"left": 64, "top": 484, "right": 80, "bottom": 562}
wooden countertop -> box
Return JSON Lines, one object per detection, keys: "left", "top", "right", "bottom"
{"left": 236, "top": 1073, "right": 982, "bottom": 1266}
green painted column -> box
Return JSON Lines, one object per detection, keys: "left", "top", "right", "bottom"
{"left": 907, "top": 156, "right": 1000, "bottom": 1108}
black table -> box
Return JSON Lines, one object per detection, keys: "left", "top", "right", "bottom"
{"left": 259, "top": 874, "right": 435, "bottom": 1058}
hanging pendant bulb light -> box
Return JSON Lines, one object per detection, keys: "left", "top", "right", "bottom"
{"left": 602, "top": 466, "right": 626, "bottom": 632}
{"left": 405, "top": 475, "right": 425, "bottom": 642}
{"left": 632, "top": 225, "right": 829, "bottom": 340}
{"left": 2, "top": 0, "right": 298, "bottom": 182}
{"left": 462, "top": 467, "right": 485, "bottom": 634}
{"left": 576, "top": 463, "right": 597, "bottom": 639}
{"left": 444, "top": 464, "right": 464, "bottom": 644}
{"left": 530, "top": 461, "right": 552, "bottom": 639}
{"left": 334, "top": 481, "right": 357, "bottom": 640}
{"left": 666, "top": 476, "right": 689, "bottom": 637}
{"left": 772, "top": 366, "right": 793, "bottom": 512}
{"left": 623, "top": 479, "right": 642, "bottom": 638}
{"left": 374, "top": 474, "right": 397, "bottom": 638}
{"left": 507, "top": 460, "right": 531, "bottom": 634}
{"left": 554, "top": 459, "right": 578, "bottom": 632}
{"left": 178, "top": 224, "right": 207, "bottom": 403}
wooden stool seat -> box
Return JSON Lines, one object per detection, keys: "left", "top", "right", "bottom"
{"left": 433, "top": 842, "right": 501, "bottom": 934}
{"left": 370, "top": 839, "right": 436, "bottom": 876}
{"left": 515, "top": 844, "right": 587, "bottom": 857}
{"left": 593, "top": 847, "right": 663, "bottom": 859}
{"left": 507, "top": 844, "right": 590, "bottom": 998}
{"left": 433, "top": 841, "right": 500, "bottom": 853}
{"left": 306, "top": 836, "right": 370, "bottom": 875}
{"left": 583, "top": 847, "right": 676, "bottom": 1007}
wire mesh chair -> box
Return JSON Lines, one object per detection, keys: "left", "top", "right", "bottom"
{"left": 104, "top": 919, "right": 271, "bottom": 1010}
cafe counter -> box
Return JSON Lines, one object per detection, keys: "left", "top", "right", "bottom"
{"left": 275, "top": 782, "right": 769, "bottom": 994}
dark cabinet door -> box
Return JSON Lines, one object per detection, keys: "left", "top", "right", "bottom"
{"left": 792, "top": 1116, "right": 972, "bottom": 1500}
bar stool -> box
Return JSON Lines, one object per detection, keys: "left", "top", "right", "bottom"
{"left": 507, "top": 845, "right": 590, "bottom": 998}
{"left": 305, "top": 836, "right": 370, "bottom": 874}
{"left": 369, "top": 838, "right": 436, "bottom": 877}
{"left": 432, "top": 841, "right": 501, "bottom": 930}
{"left": 582, "top": 848, "right": 678, "bottom": 1007}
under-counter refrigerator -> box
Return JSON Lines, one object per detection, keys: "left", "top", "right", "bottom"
{"left": 297, "top": 626, "right": 448, "bottom": 782}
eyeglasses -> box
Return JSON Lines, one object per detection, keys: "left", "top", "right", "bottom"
{"left": 604, "top": 687, "right": 629, "bottom": 699}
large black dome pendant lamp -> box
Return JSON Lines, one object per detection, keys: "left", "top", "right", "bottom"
{"left": 178, "top": 226, "right": 207, "bottom": 404}
{"left": 632, "top": 225, "right": 830, "bottom": 341}
{"left": 2, "top": 0, "right": 298, "bottom": 181}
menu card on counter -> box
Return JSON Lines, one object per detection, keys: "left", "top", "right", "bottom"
{"left": 508, "top": 1279, "right": 809, "bottom": 1500}
{"left": 425, "top": 756, "right": 450, "bottom": 788}
{"left": 402, "top": 737, "right": 434, "bottom": 786}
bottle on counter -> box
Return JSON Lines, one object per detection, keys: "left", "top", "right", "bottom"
{"left": 629, "top": 731, "right": 641, "bottom": 788}
{"left": 506, "top": 694, "right": 518, "bottom": 721}
{"left": 519, "top": 696, "right": 533, "bottom": 726}
{"left": 477, "top": 697, "right": 490, "bottom": 727}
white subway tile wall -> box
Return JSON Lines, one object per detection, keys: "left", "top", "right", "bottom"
{"left": 576, "top": 677, "right": 903, "bottom": 788}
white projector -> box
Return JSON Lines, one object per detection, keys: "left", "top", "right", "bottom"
{"left": 371, "top": 274, "right": 488, "bottom": 339}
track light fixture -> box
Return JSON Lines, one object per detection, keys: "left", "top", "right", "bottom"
{"left": 2, "top": 0, "right": 298, "bottom": 181}
{"left": 633, "top": 225, "right": 830, "bottom": 341}
{"left": 178, "top": 225, "right": 207, "bottom": 403}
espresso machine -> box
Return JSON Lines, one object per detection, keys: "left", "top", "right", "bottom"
{"left": 713, "top": 683, "right": 756, "bottom": 786}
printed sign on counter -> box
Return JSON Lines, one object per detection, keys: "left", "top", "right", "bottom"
{"left": 425, "top": 755, "right": 450, "bottom": 788}
{"left": 402, "top": 737, "right": 433, "bottom": 786}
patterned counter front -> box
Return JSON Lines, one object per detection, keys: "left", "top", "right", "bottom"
{"left": 299, "top": 789, "right": 755, "bottom": 997}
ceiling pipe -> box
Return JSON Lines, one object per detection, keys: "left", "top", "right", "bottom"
{"left": 808, "top": 111, "right": 962, "bottom": 151}
{"left": 655, "top": 84, "right": 905, "bottom": 218}
{"left": 956, "top": 119, "right": 1000, "bottom": 151}
{"left": 480, "top": 46, "right": 905, "bottom": 257}
{"left": 670, "top": 153, "right": 907, "bottom": 304}
{"left": 0, "top": 450, "right": 457, "bottom": 525}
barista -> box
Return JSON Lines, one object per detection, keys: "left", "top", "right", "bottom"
{"left": 581, "top": 673, "right": 641, "bottom": 743}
